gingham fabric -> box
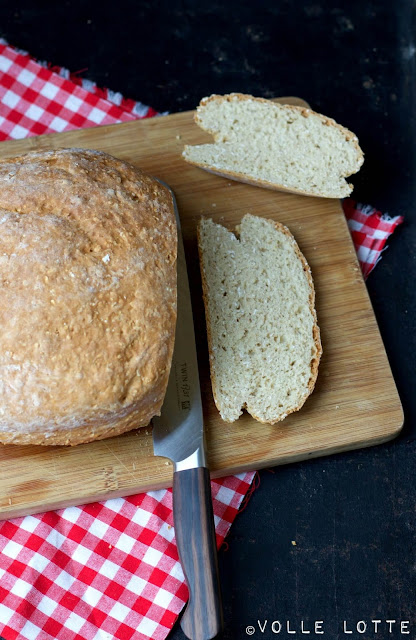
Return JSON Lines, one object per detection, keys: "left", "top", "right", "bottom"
{"left": 0, "top": 40, "right": 403, "bottom": 640}
{"left": 0, "top": 475, "right": 253, "bottom": 640}
{"left": 342, "top": 199, "right": 404, "bottom": 278}
{"left": 0, "top": 38, "right": 157, "bottom": 140}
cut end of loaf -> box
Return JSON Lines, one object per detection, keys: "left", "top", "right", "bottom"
{"left": 184, "top": 93, "right": 364, "bottom": 198}
{"left": 198, "top": 214, "right": 322, "bottom": 424}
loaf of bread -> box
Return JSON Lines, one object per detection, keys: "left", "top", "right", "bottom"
{"left": 183, "top": 93, "right": 364, "bottom": 198}
{"left": 198, "top": 214, "right": 322, "bottom": 423}
{"left": 0, "top": 148, "right": 177, "bottom": 446}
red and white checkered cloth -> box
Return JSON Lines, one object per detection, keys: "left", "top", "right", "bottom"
{"left": 0, "top": 38, "right": 157, "bottom": 139}
{"left": 342, "top": 199, "right": 404, "bottom": 278}
{"left": 0, "top": 40, "right": 404, "bottom": 640}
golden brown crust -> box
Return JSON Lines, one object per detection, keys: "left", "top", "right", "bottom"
{"left": 184, "top": 93, "right": 364, "bottom": 198}
{"left": 0, "top": 406, "right": 147, "bottom": 446}
{"left": 0, "top": 148, "right": 177, "bottom": 446}
{"left": 197, "top": 222, "right": 223, "bottom": 420}
{"left": 197, "top": 215, "right": 322, "bottom": 424}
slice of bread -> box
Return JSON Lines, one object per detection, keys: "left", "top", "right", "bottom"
{"left": 198, "top": 214, "right": 322, "bottom": 424}
{"left": 184, "top": 93, "right": 364, "bottom": 198}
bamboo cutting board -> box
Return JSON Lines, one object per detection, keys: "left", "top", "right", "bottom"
{"left": 0, "top": 98, "right": 403, "bottom": 520}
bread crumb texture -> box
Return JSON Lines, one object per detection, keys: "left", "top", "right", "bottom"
{"left": 198, "top": 214, "right": 322, "bottom": 423}
{"left": 0, "top": 148, "right": 177, "bottom": 445}
{"left": 184, "top": 93, "right": 364, "bottom": 198}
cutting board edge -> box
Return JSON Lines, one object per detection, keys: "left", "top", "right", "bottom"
{"left": 0, "top": 410, "right": 403, "bottom": 522}
{"left": 0, "top": 95, "right": 404, "bottom": 518}
{"left": 0, "top": 96, "right": 310, "bottom": 159}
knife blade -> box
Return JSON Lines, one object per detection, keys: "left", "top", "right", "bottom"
{"left": 152, "top": 181, "right": 223, "bottom": 640}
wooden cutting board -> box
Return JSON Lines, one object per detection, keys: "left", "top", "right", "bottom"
{"left": 0, "top": 98, "right": 403, "bottom": 520}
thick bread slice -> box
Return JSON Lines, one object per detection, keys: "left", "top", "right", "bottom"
{"left": 184, "top": 93, "right": 364, "bottom": 198}
{"left": 198, "top": 215, "right": 322, "bottom": 424}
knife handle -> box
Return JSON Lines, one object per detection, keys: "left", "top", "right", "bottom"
{"left": 173, "top": 467, "right": 223, "bottom": 640}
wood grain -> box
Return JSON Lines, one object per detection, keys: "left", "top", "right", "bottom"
{"left": 173, "top": 468, "right": 222, "bottom": 640}
{"left": 0, "top": 97, "right": 403, "bottom": 520}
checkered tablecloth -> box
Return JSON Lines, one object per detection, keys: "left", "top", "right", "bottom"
{"left": 0, "top": 40, "right": 403, "bottom": 640}
{"left": 342, "top": 199, "right": 403, "bottom": 278}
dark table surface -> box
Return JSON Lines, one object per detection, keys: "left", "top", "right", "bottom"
{"left": 1, "top": 1, "right": 415, "bottom": 638}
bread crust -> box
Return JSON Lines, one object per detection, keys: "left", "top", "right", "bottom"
{"left": 0, "top": 148, "right": 177, "bottom": 446}
{"left": 183, "top": 162, "right": 352, "bottom": 199}
{"left": 184, "top": 93, "right": 364, "bottom": 198}
{"left": 197, "top": 222, "right": 224, "bottom": 421}
{"left": 198, "top": 215, "right": 322, "bottom": 424}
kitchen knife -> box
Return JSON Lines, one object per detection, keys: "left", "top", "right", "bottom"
{"left": 152, "top": 182, "right": 223, "bottom": 640}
